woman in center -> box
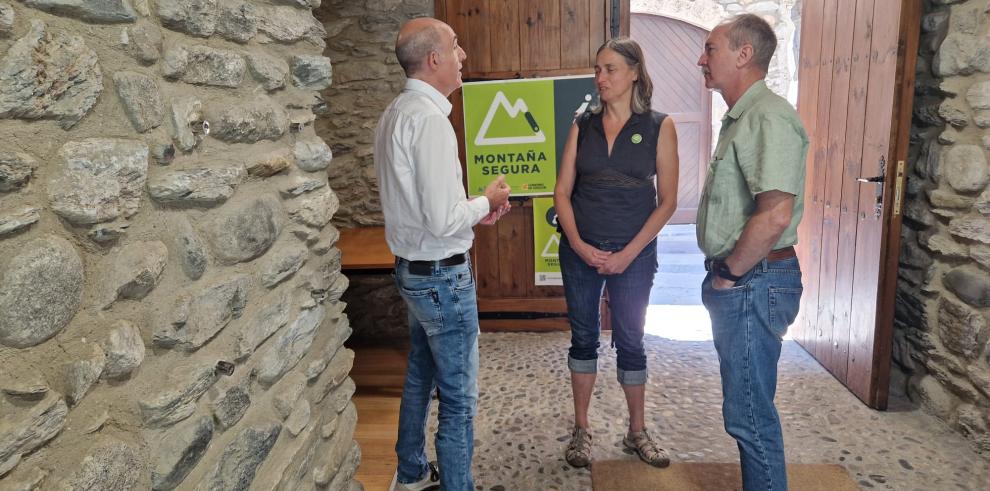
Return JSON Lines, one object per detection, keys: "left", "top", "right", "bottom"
{"left": 553, "top": 37, "right": 679, "bottom": 468}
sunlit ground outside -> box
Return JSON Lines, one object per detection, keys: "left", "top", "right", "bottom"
{"left": 645, "top": 304, "right": 794, "bottom": 342}
{"left": 646, "top": 224, "right": 793, "bottom": 342}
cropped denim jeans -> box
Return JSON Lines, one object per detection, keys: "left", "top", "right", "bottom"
{"left": 559, "top": 236, "right": 658, "bottom": 385}
{"left": 702, "top": 256, "right": 803, "bottom": 491}
{"left": 393, "top": 257, "right": 479, "bottom": 491}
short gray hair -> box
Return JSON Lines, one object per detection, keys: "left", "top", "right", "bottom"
{"left": 722, "top": 14, "right": 777, "bottom": 73}
{"left": 396, "top": 24, "right": 444, "bottom": 76}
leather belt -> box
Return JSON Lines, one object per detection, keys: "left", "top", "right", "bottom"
{"left": 765, "top": 245, "right": 796, "bottom": 261}
{"left": 704, "top": 246, "right": 796, "bottom": 271}
{"left": 403, "top": 253, "right": 467, "bottom": 275}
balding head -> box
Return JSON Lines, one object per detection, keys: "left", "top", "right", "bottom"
{"left": 396, "top": 18, "right": 447, "bottom": 77}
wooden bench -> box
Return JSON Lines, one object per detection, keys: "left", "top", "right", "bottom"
{"left": 337, "top": 226, "right": 394, "bottom": 272}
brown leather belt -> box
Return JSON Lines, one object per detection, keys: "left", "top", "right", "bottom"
{"left": 765, "top": 245, "right": 796, "bottom": 262}
{"left": 704, "top": 246, "right": 796, "bottom": 271}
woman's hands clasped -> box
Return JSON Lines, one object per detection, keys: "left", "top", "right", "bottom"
{"left": 595, "top": 249, "right": 635, "bottom": 275}
{"left": 576, "top": 241, "right": 635, "bottom": 275}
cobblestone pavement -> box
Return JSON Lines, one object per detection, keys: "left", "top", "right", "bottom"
{"left": 420, "top": 331, "right": 989, "bottom": 490}
{"left": 416, "top": 225, "right": 988, "bottom": 490}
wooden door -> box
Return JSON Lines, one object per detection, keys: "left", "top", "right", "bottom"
{"left": 438, "top": 0, "right": 629, "bottom": 329}
{"left": 631, "top": 13, "right": 711, "bottom": 224}
{"left": 794, "top": 0, "right": 920, "bottom": 409}
{"left": 436, "top": 0, "right": 628, "bottom": 80}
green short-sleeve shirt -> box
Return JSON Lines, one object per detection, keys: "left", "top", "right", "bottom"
{"left": 696, "top": 81, "right": 809, "bottom": 259}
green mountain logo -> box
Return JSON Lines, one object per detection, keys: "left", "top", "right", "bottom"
{"left": 475, "top": 91, "right": 547, "bottom": 146}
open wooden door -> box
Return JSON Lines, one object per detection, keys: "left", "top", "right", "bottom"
{"left": 793, "top": 0, "right": 921, "bottom": 409}
{"left": 632, "top": 13, "right": 711, "bottom": 224}
{"left": 438, "top": 0, "right": 629, "bottom": 330}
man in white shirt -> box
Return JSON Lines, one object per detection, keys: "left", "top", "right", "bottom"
{"left": 375, "top": 17, "right": 511, "bottom": 491}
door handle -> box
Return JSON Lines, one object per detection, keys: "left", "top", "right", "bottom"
{"left": 857, "top": 155, "right": 887, "bottom": 184}
{"left": 857, "top": 156, "right": 887, "bottom": 219}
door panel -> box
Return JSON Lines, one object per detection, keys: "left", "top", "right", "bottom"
{"left": 632, "top": 13, "right": 710, "bottom": 224}
{"left": 829, "top": 0, "right": 877, "bottom": 386}
{"left": 794, "top": 0, "right": 825, "bottom": 350}
{"left": 438, "top": 0, "right": 617, "bottom": 79}
{"left": 804, "top": 0, "right": 838, "bottom": 365}
{"left": 816, "top": 0, "right": 857, "bottom": 382}
{"left": 666, "top": 115, "right": 703, "bottom": 224}
{"left": 562, "top": 0, "right": 593, "bottom": 68}
{"left": 464, "top": 0, "right": 492, "bottom": 73}
{"left": 490, "top": 1, "right": 521, "bottom": 72}
{"left": 796, "top": 0, "right": 920, "bottom": 409}
{"left": 521, "top": 0, "right": 563, "bottom": 71}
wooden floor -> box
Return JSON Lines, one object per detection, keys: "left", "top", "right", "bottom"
{"left": 351, "top": 344, "right": 408, "bottom": 491}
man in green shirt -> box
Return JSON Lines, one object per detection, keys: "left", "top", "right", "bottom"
{"left": 696, "top": 14, "right": 809, "bottom": 491}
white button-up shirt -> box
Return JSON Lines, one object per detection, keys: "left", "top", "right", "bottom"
{"left": 374, "top": 78, "right": 490, "bottom": 261}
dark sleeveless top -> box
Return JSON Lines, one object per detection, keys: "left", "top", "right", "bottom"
{"left": 568, "top": 109, "right": 667, "bottom": 242}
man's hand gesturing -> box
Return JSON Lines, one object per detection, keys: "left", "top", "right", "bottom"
{"left": 484, "top": 175, "right": 511, "bottom": 211}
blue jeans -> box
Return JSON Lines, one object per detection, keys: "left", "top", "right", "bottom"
{"left": 394, "top": 258, "right": 479, "bottom": 491}
{"left": 702, "top": 256, "right": 803, "bottom": 491}
{"left": 559, "top": 237, "right": 658, "bottom": 385}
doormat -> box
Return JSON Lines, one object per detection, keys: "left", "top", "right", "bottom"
{"left": 592, "top": 460, "right": 859, "bottom": 491}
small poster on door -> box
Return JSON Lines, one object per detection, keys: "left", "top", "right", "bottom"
{"left": 462, "top": 75, "right": 597, "bottom": 197}
{"left": 532, "top": 197, "right": 562, "bottom": 286}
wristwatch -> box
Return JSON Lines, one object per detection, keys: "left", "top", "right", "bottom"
{"left": 713, "top": 260, "right": 743, "bottom": 282}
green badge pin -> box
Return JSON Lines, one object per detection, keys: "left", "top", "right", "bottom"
{"left": 631, "top": 133, "right": 643, "bottom": 144}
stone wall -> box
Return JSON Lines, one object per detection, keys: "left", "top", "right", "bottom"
{"left": 315, "top": 0, "right": 431, "bottom": 229}
{"left": 0, "top": 1, "right": 360, "bottom": 489}
{"left": 895, "top": 0, "right": 990, "bottom": 456}
{"left": 340, "top": 273, "right": 408, "bottom": 346}
{"left": 313, "top": 0, "right": 430, "bottom": 344}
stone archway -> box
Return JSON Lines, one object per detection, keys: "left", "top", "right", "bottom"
{"left": 633, "top": 0, "right": 728, "bottom": 29}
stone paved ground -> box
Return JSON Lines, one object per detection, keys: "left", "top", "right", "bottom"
{"left": 414, "top": 225, "right": 989, "bottom": 490}
{"left": 419, "top": 331, "right": 990, "bottom": 490}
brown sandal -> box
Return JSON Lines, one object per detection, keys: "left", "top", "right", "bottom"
{"left": 623, "top": 430, "right": 671, "bottom": 468}
{"left": 565, "top": 427, "right": 592, "bottom": 468}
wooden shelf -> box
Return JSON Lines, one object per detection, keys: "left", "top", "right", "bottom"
{"left": 338, "top": 227, "right": 394, "bottom": 271}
